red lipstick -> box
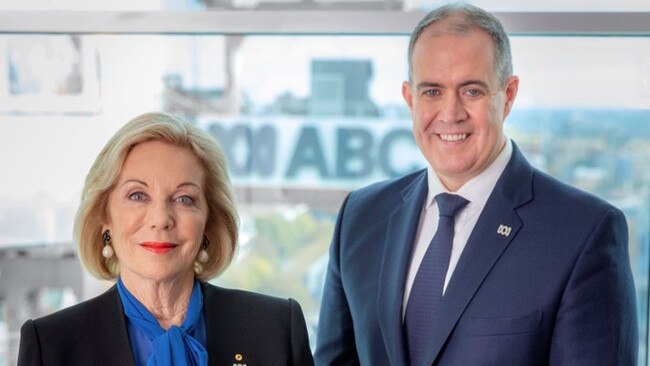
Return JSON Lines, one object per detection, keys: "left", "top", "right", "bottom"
{"left": 140, "top": 242, "right": 177, "bottom": 254}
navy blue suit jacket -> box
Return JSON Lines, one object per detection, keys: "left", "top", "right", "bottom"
{"left": 315, "top": 144, "right": 637, "bottom": 365}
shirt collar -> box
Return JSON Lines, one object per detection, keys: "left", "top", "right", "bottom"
{"left": 426, "top": 137, "right": 513, "bottom": 209}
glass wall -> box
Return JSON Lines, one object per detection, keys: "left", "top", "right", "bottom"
{"left": 1, "top": 0, "right": 649, "bottom": 12}
{"left": 0, "top": 12, "right": 649, "bottom": 366}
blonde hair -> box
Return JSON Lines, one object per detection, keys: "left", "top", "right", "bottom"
{"left": 74, "top": 112, "right": 238, "bottom": 281}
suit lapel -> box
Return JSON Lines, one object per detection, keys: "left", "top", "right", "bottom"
{"left": 421, "top": 143, "right": 535, "bottom": 365}
{"left": 377, "top": 170, "right": 428, "bottom": 366}
{"left": 203, "top": 283, "right": 227, "bottom": 366}
{"left": 98, "top": 286, "right": 137, "bottom": 366}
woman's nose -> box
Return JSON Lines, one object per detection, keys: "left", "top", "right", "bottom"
{"left": 149, "top": 201, "right": 174, "bottom": 230}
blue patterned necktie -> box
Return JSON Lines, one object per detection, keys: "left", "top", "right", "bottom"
{"left": 405, "top": 193, "right": 469, "bottom": 366}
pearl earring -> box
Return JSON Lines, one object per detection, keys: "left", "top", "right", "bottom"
{"left": 198, "top": 236, "right": 209, "bottom": 263}
{"left": 102, "top": 230, "right": 114, "bottom": 259}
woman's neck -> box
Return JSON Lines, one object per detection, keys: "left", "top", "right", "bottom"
{"left": 120, "top": 272, "right": 195, "bottom": 330}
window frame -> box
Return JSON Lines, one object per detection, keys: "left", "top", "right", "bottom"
{"left": 0, "top": 11, "right": 648, "bottom": 36}
{"left": 1, "top": 8, "right": 648, "bottom": 366}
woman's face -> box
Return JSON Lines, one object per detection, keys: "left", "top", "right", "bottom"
{"left": 104, "top": 140, "right": 209, "bottom": 284}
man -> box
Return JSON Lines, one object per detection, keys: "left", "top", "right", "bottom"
{"left": 315, "top": 4, "right": 638, "bottom": 366}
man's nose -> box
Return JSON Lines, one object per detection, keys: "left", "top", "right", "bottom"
{"left": 438, "top": 94, "right": 468, "bottom": 124}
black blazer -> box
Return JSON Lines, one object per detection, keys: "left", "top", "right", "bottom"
{"left": 18, "top": 282, "right": 315, "bottom": 366}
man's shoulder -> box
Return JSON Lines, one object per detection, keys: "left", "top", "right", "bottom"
{"left": 532, "top": 167, "right": 621, "bottom": 216}
{"left": 503, "top": 144, "right": 620, "bottom": 216}
{"left": 349, "top": 168, "right": 426, "bottom": 203}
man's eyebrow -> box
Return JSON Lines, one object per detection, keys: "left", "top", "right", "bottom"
{"left": 415, "top": 82, "right": 444, "bottom": 90}
{"left": 415, "top": 80, "right": 490, "bottom": 90}
{"left": 459, "top": 80, "right": 490, "bottom": 89}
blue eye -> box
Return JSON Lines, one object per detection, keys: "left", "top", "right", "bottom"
{"left": 423, "top": 89, "right": 441, "bottom": 96}
{"left": 128, "top": 192, "right": 147, "bottom": 201}
{"left": 464, "top": 89, "right": 483, "bottom": 96}
{"left": 176, "top": 195, "right": 196, "bottom": 206}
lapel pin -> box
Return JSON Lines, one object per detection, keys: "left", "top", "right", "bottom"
{"left": 233, "top": 353, "right": 247, "bottom": 366}
{"left": 497, "top": 224, "right": 512, "bottom": 237}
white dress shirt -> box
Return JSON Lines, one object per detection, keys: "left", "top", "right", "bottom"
{"left": 402, "top": 138, "right": 513, "bottom": 318}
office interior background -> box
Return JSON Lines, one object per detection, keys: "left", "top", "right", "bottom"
{"left": 0, "top": 0, "right": 649, "bottom": 364}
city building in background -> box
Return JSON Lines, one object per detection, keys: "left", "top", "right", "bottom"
{"left": 0, "top": 1, "right": 649, "bottom": 365}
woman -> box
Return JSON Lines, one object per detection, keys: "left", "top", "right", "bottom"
{"left": 18, "top": 112, "right": 314, "bottom": 366}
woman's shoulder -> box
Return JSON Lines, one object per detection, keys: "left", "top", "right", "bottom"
{"left": 201, "top": 282, "right": 303, "bottom": 320}
{"left": 203, "top": 282, "right": 295, "bottom": 307}
{"left": 19, "top": 285, "right": 136, "bottom": 366}
{"left": 29, "top": 285, "right": 119, "bottom": 330}
{"left": 200, "top": 283, "right": 314, "bottom": 365}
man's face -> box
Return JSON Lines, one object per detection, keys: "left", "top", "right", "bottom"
{"left": 402, "top": 26, "right": 519, "bottom": 191}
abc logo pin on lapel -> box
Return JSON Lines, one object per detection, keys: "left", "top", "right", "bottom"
{"left": 497, "top": 224, "right": 512, "bottom": 237}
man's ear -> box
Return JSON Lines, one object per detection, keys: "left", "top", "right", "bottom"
{"left": 402, "top": 81, "right": 415, "bottom": 110}
{"left": 503, "top": 75, "right": 519, "bottom": 118}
